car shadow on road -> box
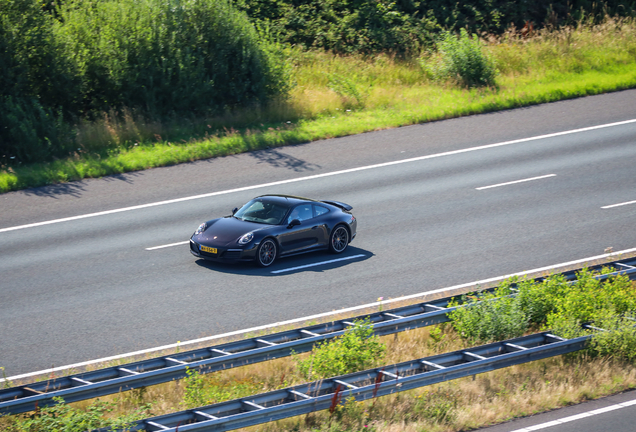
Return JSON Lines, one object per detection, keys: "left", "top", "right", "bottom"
{"left": 194, "top": 246, "right": 373, "bottom": 276}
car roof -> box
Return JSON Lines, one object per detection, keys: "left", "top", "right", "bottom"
{"left": 254, "top": 195, "right": 318, "bottom": 207}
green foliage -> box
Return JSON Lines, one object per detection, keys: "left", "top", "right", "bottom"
{"left": 515, "top": 274, "right": 567, "bottom": 325}
{"left": 54, "top": 0, "right": 289, "bottom": 118}
{"left": 0, "top": 0, "right": 79, "bottom": 111}
{"left": 295, "top": 318, "right": 386, "bottom": 380}
{"left": 449, "top": 269, "right": 636, "bottom": 360}
{"left": 181, "top": 368, "right": 264, "bottom": 409}
{"left": 411, "top": 389, "right": 458, "bottom": 424}
{"left": 235, "top": 0, "right": 636, "bottom": 56}
{"left": 326, "top": 73, "right": 368, "bottom": 109}
{"left": 5, "top": 397, "right": 150, "bottom": 432}
{"left": 0, "top": 0, "right": 78, "bottom": 165}
{"left": 235, "top": 0, "right": 439, "bottom": 56}
{"left": 0, "top": 0, "right": 291, "bottom": 166}
{"left": 329, "top": 396, "right": 368, "bottom": 429}
{"left": 545, "top": 269, "right": 636, "bottom": 330}
{"left": 2, "top": 12, "right": 636, "bottom": 188}
{"left": 0, "top": 96, "right": 74, "bottom": 165}
{"left": 448, "top": 285, "right": 527, "bottom": 343}
{"left": 432, "top": 29, "right": 498, "bottom": 88}
{"left": 589, "top": 314, "right": 636, "bottom": 361}
{"left": 1, "top": 367, "right": 12, "bottom": 389}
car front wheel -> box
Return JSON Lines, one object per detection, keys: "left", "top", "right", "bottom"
{"left": 329, "top": 225, "right": 349, "bottom": 253}
{"left": 257, "top": 238, "right": 277, "bottom": 267}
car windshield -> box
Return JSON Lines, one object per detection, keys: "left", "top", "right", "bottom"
{"left": 234, "top": 199, "right": 289, "bottom": 225}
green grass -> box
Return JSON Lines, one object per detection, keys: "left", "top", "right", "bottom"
{"left": 1, "top": 19, "right": 635, "bottom": 193}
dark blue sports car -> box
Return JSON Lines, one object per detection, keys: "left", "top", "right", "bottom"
{"left": 190, "top": 195, "right": 357, "bottom": 267}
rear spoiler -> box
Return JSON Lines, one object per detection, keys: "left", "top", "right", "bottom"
{"left": 322, "top": 200, "right": 353, "bottom": 211}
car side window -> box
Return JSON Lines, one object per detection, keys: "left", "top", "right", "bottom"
{"left": 288, "top": 205, "right": 313, "bottom": 224}
{"left": 313, "top": 205, "right": 330, "bottom": 217}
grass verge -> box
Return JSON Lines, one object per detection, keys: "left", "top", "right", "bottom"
{"left": 1, "top": 19, "right": 635, "bottom": 193}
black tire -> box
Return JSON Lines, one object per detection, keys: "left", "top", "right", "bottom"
{"left": 329, "top": 225, "right": 349, "bottom": 254}
{"left": 256, "top": 238, "right": 277, "bottom": 267}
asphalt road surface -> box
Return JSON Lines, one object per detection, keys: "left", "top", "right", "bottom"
{"left": 1, "top": 90, "right": 636, "bottom": 377}
{"left": 476, "top": 389, "right": 636, "bottom": 432}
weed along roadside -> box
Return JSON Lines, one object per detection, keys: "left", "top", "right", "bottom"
{"left": 2, "top": 264, "right": 636, "bottom": 431}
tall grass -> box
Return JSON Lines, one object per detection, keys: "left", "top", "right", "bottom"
{"left": 1, "top": 18, "right": 636, "bottom": 193}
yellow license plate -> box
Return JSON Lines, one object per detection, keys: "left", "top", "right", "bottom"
{"left": 201, "top": 245, "right": 217, "bottom": 254}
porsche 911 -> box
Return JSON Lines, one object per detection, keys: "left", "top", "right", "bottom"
{"left": 190, "top": 195, "right": 357, "bottom": 267}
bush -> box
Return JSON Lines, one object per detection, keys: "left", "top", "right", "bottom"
{"left": 295, "top": 318, "right": 385, "bottom": 380}
{"left": 589, "top": 314, "right": 636, "bottom": 362}
{"left": 54, "top": 0, "right": 290, "bottom": 118}
{"left": 236, "top": 0, "right": 636, "bottom": 56}
{"left": 448, "top": 285, "right": 528, "bottom": 343}
{"left": 235, "top": 0, "right": 439, "bottom": 56}
{"left": 432, "top": 29, "right": 498, "bottom": 88}
{"left": 0, "top": 96, "right": 74, "bottom": 165}
{"left": 5, "top": 397, "right": 150, "bottom": 432}
{"left": 545, "top": 269, "right": 636, "bottom": 330}
{"left": 515, "top": 274, "right": 567, "bottom": 326}
{"left": 449, "top": 269, "right": 636, "bottom": 360}
{"left": 0, "top": 0, "right": 79, "bottom": 165}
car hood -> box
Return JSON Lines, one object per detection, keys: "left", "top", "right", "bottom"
{"left": 195, "top": 217, "right": 270, "bottom": 246}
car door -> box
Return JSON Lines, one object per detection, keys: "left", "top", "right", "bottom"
{"left": 278, "top": 204, "right": 321, "bottom": 254}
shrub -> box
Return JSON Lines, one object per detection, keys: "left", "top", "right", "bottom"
{"left": 448, "top": 285, "right": 527, "bottom": 343}
{"left": 5, "top": 397, "right": 149, "bottom": 432}
{"left": 432, "top": 29, "right": 498, "bottom": 88}
{"left": 515, "top": 274, "right": 567, "bottom": 326}
{"left": 235, "top": 0, "right": 438, "bottom": 56}
{"left": 545, "top": 270, "right": 636, "bottom": 331}
{"left": 0, "top": 0, "right": 78, "bottom": 165}
{"left": 449, "top": 269, "right": 636, "bottom": 361}
{"left": 236, "top": 0, "right": 636, "bottom": 56}
{"left": 54, "top": 0, "right": 290, "bottom": 118}
{"left": 589, "top": 314, "right": 636, "bottom": 362}
{"left": 295, "top": 318, "right": 385, "bottom": 380}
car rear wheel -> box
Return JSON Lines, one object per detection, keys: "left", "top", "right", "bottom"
{"left": 257, "top": 238, "right": 277, "bottom": 267}
{"left": 329, "top": 225, "right": 349, "bottom": 253}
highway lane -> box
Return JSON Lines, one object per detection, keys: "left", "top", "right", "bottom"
{"left": 1, "top": 90, "right": 636, "bottom": 376}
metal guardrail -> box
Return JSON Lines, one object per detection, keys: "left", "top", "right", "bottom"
{"left": 108, "top": 331, "right": 592, "bottom": 432}
{"left": 2, "top": 256, "right": 635, "bottom": 416}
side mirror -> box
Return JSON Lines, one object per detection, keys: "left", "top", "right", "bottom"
{"left": 288, "top": 219, "right": 301, "bottom": 228}
{"left": 232, "top": 207, "right": 238, "bottom": 215}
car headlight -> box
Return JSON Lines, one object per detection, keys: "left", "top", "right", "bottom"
{"left": 238, "top": 232, "right": 254, "bottom": 245}
{"left": 195, "top": 223, "right": 207, "bottom": 235}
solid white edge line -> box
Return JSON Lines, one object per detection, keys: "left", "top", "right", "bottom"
{"left": 145, "top": 241, "right": 190, "bottom": 251}
{"left": 4, "top": 245, "right": 636, "bottom": 384}
{"left": 602, "top": 200, "right": 636, "bottom": 209}
{"left": 2, "top": 118, "right": 636, "bottom": 235}
{"left": 476, "top": 174, "right": 556, "bottom": 190}
{"left": 271, "top": 254, "right": 366, "bottom": 274}
{"left": 509, "top": 396, "right": 636, "bottom": 432}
